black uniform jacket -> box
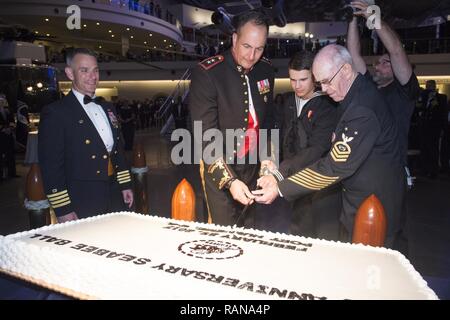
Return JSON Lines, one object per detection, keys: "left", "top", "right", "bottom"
{"left": 279, "top": 74, "right": 404, "bottom": 233}
{"left": 38, "top": 91, "right": 132, "bottom": 217}
{"left": 189, "top": 50, "right": 275, "bottom": 190}
{"left": 277, "top": 92, "right": 338, "bottom": 178}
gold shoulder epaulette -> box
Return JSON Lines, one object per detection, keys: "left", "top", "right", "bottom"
{"left": 199, "top": 55, "right": 224, "bottom": 70}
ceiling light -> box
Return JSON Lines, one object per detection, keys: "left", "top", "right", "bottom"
{"left": 111, "top": 35, "right": 115, "bottom": 38}
{"left": 96, "top": 22, "right": 100, "bottom": 26}
{"left": 153, "top": 46, "right": 156, "bottom": 48}
{"left": 83, "top": 24, "right": 87, "bottom": 28}
{"left": 144, "top": 41, "right": 147, "bottom": 44}
{"left": 305, "top": 33, "right": 310, "bottom": 37}
{"left": 109, "top": 30, "right": 112, "bottom": 33}
{"left": 163, "top": 39, "right": 167, "bottom": 42}
{"left": 27, "top": 86, "right": 33, "bottom": 92}
{"left": 35, "top": 31, "right": 39, "bottom": 34}
{"left": 149, "top": 33, "right": 153, "bottom": 37}
{"left": 37, "top": 82, "right": 43, "bottom": 89}
{"left": 309, "top": 34, "right": 314, "bottom": 38}
{"left": 45, "top": 18, "right": 49, "bottom": 22}
{"left": 46, "top": 34, "right": 50, "bottom": 37}
{"left": 99, "top": 45, "right": 102, "bottom": 49}
{"left": 130, "top": 36, "right": 134, "bottom": 39}
{"left": 126, "top": 28, "right": 130, "bottom": 31}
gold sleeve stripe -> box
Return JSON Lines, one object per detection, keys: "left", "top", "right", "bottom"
{"left": 288, "top": 176, "right": 324, "bottom": 190}
{"left": 47, "top": 190, "right": 69, "bottom": 199}
{"left": 46, "top": 193, "right": 69, "bottom": 201}
{"left": 298, "top": 170, "right": 336, "bottom": 184}
{"left": 304, "top": 168, "right": 338, "bottom": 181}
{"left": 292, "top": 173, "right": 331, "bottom": 189}
{"left": 118, "top": 178, "right": 131, "bottom": 184}
{"left": 117, "top": 172, "right": 130, "bottom": 178}
{"left": 49, "top": 197, "right": 70, "bottom": 205}
{"left": 52, "top": 200, "right": 71, "bottom": 209}
{"left": 117, "top": 176, "right": 131, "bottom": 182}
{"left": 117, "top": 170, "right": 129, "bottom": 175}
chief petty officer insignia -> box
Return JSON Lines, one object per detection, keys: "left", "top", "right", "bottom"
{"left": 331, "top": 133, "right": 353, "bottom": 162}
{"left": 199, "top": 55, "right": 224, "bottom": 70}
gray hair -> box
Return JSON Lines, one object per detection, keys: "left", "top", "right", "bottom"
{"left": 314, "top": 44, "right": 354, "bottom": 73}
{"left": 65, "top": 48, "right": 97, "bottom": 66}
{"left": 331, "top": 45, "right": 353, "bottom": 68}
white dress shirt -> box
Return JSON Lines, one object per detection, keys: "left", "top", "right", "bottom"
{"left": 72, "top": 89, "right": 114, "bottom": 152}
{"left": 245, "top": 75, "right": 258, "bottom": 127}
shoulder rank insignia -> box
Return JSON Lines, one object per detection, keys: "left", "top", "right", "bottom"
{"left": 199, "top": 55, "right": 224, "bottom": 70}
{"left": 260, "top": 56, "right": 272, "bottom": 65}
{"left": 331, "top": 133, "right": 354, "bottom": 162}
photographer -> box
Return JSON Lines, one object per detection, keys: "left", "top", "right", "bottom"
{"left": 346, "top": 1, "right": 420, "bottom": 255}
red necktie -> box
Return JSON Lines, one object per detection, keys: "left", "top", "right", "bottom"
{"left": 237, "top": 111, "right": 259, "bottom": 159}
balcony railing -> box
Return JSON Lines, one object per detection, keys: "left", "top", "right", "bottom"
{"left": 77, "top": 0, "right": 182, "bottom": 31}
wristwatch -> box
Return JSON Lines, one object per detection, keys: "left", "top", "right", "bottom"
{"left": 224, "top": 178, "right": 237, "bottom": 189}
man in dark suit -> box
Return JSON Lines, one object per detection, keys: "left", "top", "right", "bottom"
{"left": 172, "top": 96, "right": 187, "bottom": 129}
{"left": 189, "top": 10, "right": 275, "bottom": 227}
{"left": 38, "top": 48, "right": 133, "bottom": 223}
{"left": 258, "top": 52, "right": 341, "bottom": 240}
{"left": 0, "top": 93, "right": 18, "bottom": 179}
{"left": 418, "top": 80, "right": 449, "bottom": 178}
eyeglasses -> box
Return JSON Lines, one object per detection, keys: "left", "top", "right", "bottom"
{"left": 316, "top": 64, "right": 345, "bottom": 87}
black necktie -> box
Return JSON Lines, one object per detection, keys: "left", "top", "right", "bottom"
{"left": 83, "top": 95, "right": 104, "bottom": 105}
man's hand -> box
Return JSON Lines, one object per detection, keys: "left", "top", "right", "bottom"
{"left": 257, "top": 175, "right": 277, "bottom": 189}
{"left": 351, "top": 1, "right": 371, "bottom": 20}
{"left": 57, "top": 211, "right": 78, "bottom": 223}
{"left": 261, "top": 160, "right": 277, "bottom": 172}
{"left": 229, "top": 179, "right": 255, "bottom": 206}
{"left": 122, "top": 189, "right": 134, "bottom": 209}
{"left": 253, "top": 185, "right": 279, "bottom": 205}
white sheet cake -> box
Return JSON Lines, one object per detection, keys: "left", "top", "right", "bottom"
{"left": 0, "top": 212, "right": 438, "bottom": 299}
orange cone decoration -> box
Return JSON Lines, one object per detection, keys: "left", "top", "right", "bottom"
{"left": 133, "top": 142, "right": 146, "bottom": 168}
{"left": 132, "top": 141, "right": 149, "bottom": 214}
{"left": 171, "top": 179, "right": 196, "bottom": 221}
{"left": 352, "top": 194, "right": 387, "bottom": 247}
{"left": 25, "top": 163, "right": 53, "bottom": 227}
{"left": 26, "top": 164, "right": 46, "bottom": 201}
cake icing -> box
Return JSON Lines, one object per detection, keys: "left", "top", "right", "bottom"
{"left": 0, "top": 212, "right": 438, "bottom": 300}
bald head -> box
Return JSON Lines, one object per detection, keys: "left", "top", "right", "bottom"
{"left": 312, "top": 44, "right": 357, "bottom": 102}
{"left": 313, "top": 44, "right": 353, "bottom": 76}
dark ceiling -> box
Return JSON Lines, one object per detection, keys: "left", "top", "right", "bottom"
{"left": 177, "top": 0, "right": 450, "bottom": 27}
